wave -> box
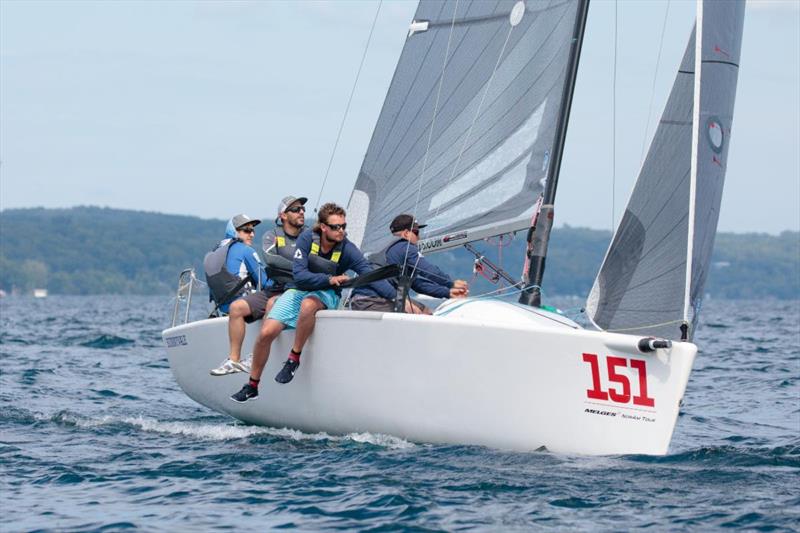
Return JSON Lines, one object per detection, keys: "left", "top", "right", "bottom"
{"left": 45, "top": 411, "right": 414, "bottom": 449}
{"left": 629, "top": 443, "right": 800, "bottom": 468}
{"left": 79, "top": 334, "right": 135, "bottom": 348}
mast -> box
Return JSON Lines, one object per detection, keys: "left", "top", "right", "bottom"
{"left": 519, "top": 0, "right": 590, "bottom": 308}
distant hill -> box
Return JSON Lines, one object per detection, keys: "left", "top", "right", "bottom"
{"left": 0, "top": 206, "right": 797, "bottom": 299}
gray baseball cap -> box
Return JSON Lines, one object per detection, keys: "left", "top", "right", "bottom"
{"left": 277, "top": 195, "right": 308, "bottom": 215}
{"left": 231, "top": 213, "right": 261, "bottom": 230}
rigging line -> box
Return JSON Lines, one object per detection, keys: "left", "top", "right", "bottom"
{"left": 433, "top": 16, "right": 517, "bottom": 220}
{"left": 403, "top": 0, "right": 460, "bottom": 271}
{"left": 611, "top": 0, "right": 618, "bottom": 231}
{"left": 313, "top": 0, "right": 383, "bottom": 212}
{"left": 640, "top": 0, "right": 671, "bottom": 165}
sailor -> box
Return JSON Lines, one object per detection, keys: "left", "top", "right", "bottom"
{"left": 349, "top": 214, "right": 469, "bottom": 313}
{"left": 230, "top": 202, "right": 395, "bottom": 402}
{"left": 261, "top": 195, "right": 309, "bottom": 305}
{"left": 206, "top": 214, "right": 272, "bottom": 375}
{"left": 209, "top": 197, "right": 307, "bottom": 376}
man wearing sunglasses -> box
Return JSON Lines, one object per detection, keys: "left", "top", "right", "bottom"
{"left": 210, "top": 197, "right": 308, "bottom": 377}
{"left": 205, "top": 214, "right": 272, "bottom": 375}
{"left": 231, "top": 202, "right": 395, "bottom": 401}
{"left": 349, "top": 213, "right": 469, "bottom": 313}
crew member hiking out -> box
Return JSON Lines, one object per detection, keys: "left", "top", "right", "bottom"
{"left": 205, "top": 214, "right": 271, "bottom": 376}
{"left": 349, "top": 214, "right": 469, "bottom": 313}
{"left": 230, "top": 202, "right": 395, "bottom": 402}
{"left": 209, "top": 197, "right": 307, "bottom": 376}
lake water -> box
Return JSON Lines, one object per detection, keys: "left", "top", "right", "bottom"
{"left": 1, "top": 295, "right": 798, "bottom": 531}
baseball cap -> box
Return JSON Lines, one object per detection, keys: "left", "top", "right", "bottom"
{"left": 231, "top": 214, "right": 261, "bottom": 230}
{"left": 277, "top": 195, "right": 308, "bottom": 215}
{"left": 389, "top": 214, "right": 427, "bottom": 233}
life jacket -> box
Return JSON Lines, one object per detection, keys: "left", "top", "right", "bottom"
{"left": 307, "top": 232, "right": 344, "bottom": 276}
{"left": 203, "top": 238, "right": 251, "bottom": 305}
{"left": 263, "top": 226, "right": 303, "bottom": 288}
{"left": 368, "top": 238, "right": 409, "bottom": 289}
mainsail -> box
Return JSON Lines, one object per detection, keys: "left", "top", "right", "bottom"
{"left": 347, "top": 0, "right": 586, "bottom": 257}
{"left": 586, "top": 0, "right": 745, "bottom": 341}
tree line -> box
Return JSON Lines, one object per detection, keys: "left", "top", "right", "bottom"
{"left": 0, "top": 206, "right": 797, "bottom": 300}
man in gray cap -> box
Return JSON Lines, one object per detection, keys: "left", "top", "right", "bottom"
{"left": 206, "top": 213, "right": 272, "bottom": 376}
{"left": 261, "top": 195, "right": 308, "bottom": 306}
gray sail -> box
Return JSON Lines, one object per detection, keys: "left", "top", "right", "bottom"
{"left": 586, "top": 1, "right": 745, "bottom": 341}
{"left": 347, "top": 0, "right": 583, "bottom": 256}
{"left": 685, "top": 0, "right": 746, "bottom": 335}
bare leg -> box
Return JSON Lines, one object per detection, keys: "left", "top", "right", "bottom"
{"left": 266, "top": 294, "right": 280, "bottom": 314}
{"left": 292, "top": 296, "right": 326, "bottom": 353}
{"left": 227, "top": 299, "right": 251, "bottom": 362}
{"left": 250, "top": 318, "right": 285, "bottom": 380}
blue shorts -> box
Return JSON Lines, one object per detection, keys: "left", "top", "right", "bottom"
{"left": 266, "top": 288, "right": 340, "bottom": 329}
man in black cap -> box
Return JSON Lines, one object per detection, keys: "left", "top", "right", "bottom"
{"left": 349, "top": 213, "right": 469, "bottom": 313}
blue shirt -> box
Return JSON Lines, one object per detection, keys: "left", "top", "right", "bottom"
{"left": 386, "top": 239, "right": 453, "bottom": 299}
{"left": 217, "top": 239, "right": 271, "bottom": 314}
{"left": 291, "top": 230, "right": 395, "bottom": 299}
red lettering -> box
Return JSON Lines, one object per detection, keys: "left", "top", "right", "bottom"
{"left": 582, "top": 354, "right": 655, "bottom": 408}
{"left": 630, "top": 359, "right": 655, "bottom": 407}
{"left": 582, "top": 353, "right": 608, "bottom": 400}
{"left": 606, "top": 356, "right": 631, "bottom": 403}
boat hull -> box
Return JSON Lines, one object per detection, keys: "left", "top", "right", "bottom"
{"left": 162, "top": 303, "right": 696, "bottom": 455}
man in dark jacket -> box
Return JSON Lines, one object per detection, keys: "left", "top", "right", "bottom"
{"left": 350, "top": 214, "right": 469, "bottom": 313}
{"left": 230, "top": 202, "right": 395, "bottom": 402}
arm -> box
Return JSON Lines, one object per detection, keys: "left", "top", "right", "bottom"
{"left": 391, "top": 243, "right": 453, "bottom": 298}
{"left": 342, "top": 242, "right": 396, "bottom": 299}
{"left": 242, "top": 247, "right": 271, "bottom": 288}
{"left": 292, "top": 232, "right": 334, "bottom": 291}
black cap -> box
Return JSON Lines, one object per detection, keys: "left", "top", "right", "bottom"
{"left": 389, "top": 214, "right": 427, "bottom": 233}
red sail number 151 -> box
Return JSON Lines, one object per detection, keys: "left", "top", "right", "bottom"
{"left": 582, "top": 353, "right": 655, "bottom": 407}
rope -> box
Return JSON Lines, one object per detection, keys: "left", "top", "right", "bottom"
{"left": 432, "top": 19, "right": 517, "bottom": 220}
{"left": 611, "top": 0, "right": 618, "bottom": 231}
{"left": 314, "top": 1, "right": 383, "bottom": 211}
{"left": 604, "top": 318, "right": 685, "bottom": 334}
{"left": 640, "top": 0, "right": 671, "bottom": 165}
{"left": 403, "top": 0, "right": 460, "bottom": 271}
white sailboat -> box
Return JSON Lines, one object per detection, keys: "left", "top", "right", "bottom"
{"left": 162, "top": 0, "right": 745, "bottom": 455}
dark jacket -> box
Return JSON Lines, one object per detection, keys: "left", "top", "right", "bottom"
{"left": 291, "top": 229, "right": 395, "bottom": 298}
{"left": 386, "top": 239, "right": 454, "bottom": 299}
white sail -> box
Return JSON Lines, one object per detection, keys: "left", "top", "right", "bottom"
{"left": 347, "top": 0, "right": 585, "bottom": 256}
{"left": 586, "top": 1, "right": 745, "bottom": 341}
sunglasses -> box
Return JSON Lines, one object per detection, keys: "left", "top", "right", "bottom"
{"left": 286, "top": 206, "right": 305, "bottom": 213}
{"left": 238, "top": 227, "right": 255, "bottom": 234}
{"left": 411, "top": 228, "right": 420, "bottom": 236}
{"left": 325, "top": 223, "right": 347, "bottom": 231}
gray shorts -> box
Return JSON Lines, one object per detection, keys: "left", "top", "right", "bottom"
{"left": 241, "top": 289, "right": 284, "bottom": 322}
{"left": 349, "top": 295, "right": 429, "bottom": 314}
{"left": 349, "top": 295, "right": 395, "bottom": 312}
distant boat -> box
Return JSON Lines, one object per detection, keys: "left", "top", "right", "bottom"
{"left": 33, "top": 289, "right": 48, "bottom": 298}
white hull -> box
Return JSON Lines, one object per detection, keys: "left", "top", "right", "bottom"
{"left": 162, "top": 300, "right": 696, "bottom": 455}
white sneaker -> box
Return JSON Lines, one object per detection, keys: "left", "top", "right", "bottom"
{"left": 209, "top": 358, "right": 243, "bottom": 376}
{"left": 234, "top": 355, "right": 253, "bottom": 373}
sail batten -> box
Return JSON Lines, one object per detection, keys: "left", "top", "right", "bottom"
{"left": 348, "top": 0, "right": 584, "bottom": 256}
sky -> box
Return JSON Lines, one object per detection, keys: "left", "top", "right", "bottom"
{"left": 1, "top": 0, "right": 798, "bottom": 235}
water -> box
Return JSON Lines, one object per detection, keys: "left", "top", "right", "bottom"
{"left": 1, "top": 296, "right": 798, "bottom": 531}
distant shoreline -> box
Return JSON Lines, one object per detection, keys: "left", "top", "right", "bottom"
{"left": 1, "top": 206, "right": 798, "bottom": 299}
